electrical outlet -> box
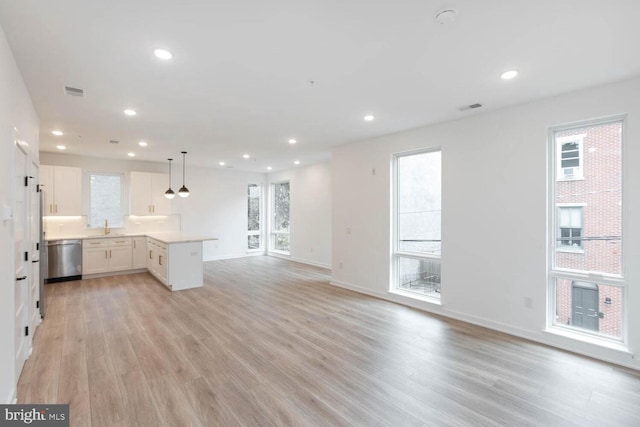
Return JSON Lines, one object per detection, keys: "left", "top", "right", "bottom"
{"left": 524, "top": 297, "right": 533, "bottom": 309}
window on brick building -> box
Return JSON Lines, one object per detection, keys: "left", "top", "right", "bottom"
{"left": 557, "top": 206, "right": 583, "bottom": 249}
{"left": 557, "top": 135, "right": 584, "bottom": 180}
{"left": 549, "top": 118, "right": 625, "bottom": 342}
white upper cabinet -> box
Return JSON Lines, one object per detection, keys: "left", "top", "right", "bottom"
{"left": 40, "top": 165, "right": 82, "bottom": 216}
{"left": 130, "top": 172, "right": 171, "bottom": 215}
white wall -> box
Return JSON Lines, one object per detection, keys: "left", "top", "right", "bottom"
{"left": 332, "top": 77, "right": 640, "bottom": 370}
{"left": 268, "top": 161, "right": 332, "bottom": 268}
{"left": 0, "top": 25, "right": 39, "bottom": 403}
{"left": 172, "top": 165, "right": 266, "bottom": 261}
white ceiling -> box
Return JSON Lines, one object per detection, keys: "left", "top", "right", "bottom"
{"left": 1, "top": 0, "right": 639, "bottom": 172}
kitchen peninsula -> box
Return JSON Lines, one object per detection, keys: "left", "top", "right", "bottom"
{"left": 52, "top": 232, "right": 216, "bottom": 291}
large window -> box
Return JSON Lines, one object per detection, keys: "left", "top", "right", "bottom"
{"left": 549, "top": 118, "right": 624, "bottom": 342}
{"left": 89, "top": 173, "right": 124, "bottom": 228}
{"left": 271, "top": 181, "right": 290, "bottom": 254}
{"left": 247, "top": 184, "right": 261, "bottom": 250}
{"left": 393, "top": 149, "right": 441, "bottom": 300}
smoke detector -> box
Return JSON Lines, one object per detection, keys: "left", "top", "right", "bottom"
{"left": 435, "top": 9, "right": 457, "bottom": 25}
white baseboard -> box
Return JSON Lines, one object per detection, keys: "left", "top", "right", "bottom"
{"left": 6, "top": 387, "right": 16, "bottom": 404}
{"left": 290, "top": 256, "right": 331, "bottom": 269}
{"left": 329, "top": 279, "right": 639, "bottom": 371}
{"left": 203, "top": 252, "right": 264, "bottom": 262}
{"left": 82, "top": 268, "right": 147, "bottom": 280}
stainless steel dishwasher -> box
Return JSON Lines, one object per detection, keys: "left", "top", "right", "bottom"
{"left": 46, "top": 239, "right": 82, "bottom": 283}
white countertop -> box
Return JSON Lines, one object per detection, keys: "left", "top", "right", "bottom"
{"left": 144, "top": 232, "right": 218, "bottom": 244}
{"left": 46, "top": 232, "right": 218, "bottom": 244}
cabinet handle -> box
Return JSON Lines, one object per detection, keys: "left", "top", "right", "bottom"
{"left": 149, "top": 250, "right": 152, "bottom": 259}
{"left": 49, "top": 204, "right": 52, "bottom": 214}
{"left": 133, "top": 240, "right": 136, "bottom": 249}
{"left": 109, "top": 250, "right": 112, "bottom": 258}
{"left": 152, "top": 205, "right": 155, "bottom": 213}
{"left": 105, "top": 250, "right": 108, "bottom": 259}
{"left": 55, "top": 204, "right": 58, "bottom": 213}
{"left": 159, "top": 255, "right": 162, "bottom": 266}
{"left": 90, "top": 242, "right": 101, "bottom": 245}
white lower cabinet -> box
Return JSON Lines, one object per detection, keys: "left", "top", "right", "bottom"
{"left": 82, "top": 235, "right": 203, "bottom": 291}
{"left": 146, "top": 238, "right": 169, "bottom": 286}
{"left": 132, "top": 237, "right": 147, "bottom": 269}
{"left": 83, "top": 238, "right": 132, "bottom": 275}
{"left": 146, "top": 237, "right": 202, "bottom": 290}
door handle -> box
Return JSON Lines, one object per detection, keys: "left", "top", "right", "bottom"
{"left": 32, "top": 260, "right": 39, "bottom": 263}
{"left": 16, "top": 276, "right": 27, "bottom": 281}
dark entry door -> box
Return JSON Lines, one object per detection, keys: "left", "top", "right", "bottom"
{"left": 571, "top": 281, "right": 599, "bottom": 331}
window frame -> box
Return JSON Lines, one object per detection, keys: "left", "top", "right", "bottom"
{"left": 270, "top": 180, "right": 291, "bottom": 255}
{"left": 87, "top": 171, "right": 125, "bottom": 229}
{"left": 247, "top": 183, "right": 262, "bottom": 252}
{"left": 547, "top": 115, "right": 627, "bottom": 345}
{"left": 391, "top": 147, "right": 442, "bottom": 303}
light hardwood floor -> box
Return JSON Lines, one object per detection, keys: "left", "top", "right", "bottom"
{"left": 18, "top": 256, "right": 640, "bottom": 426}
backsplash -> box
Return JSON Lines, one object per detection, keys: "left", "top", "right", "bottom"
{"left": 44, "top": 215, "right": 181, "bottom": 239}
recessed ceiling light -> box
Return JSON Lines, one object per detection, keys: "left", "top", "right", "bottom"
{"left": 500, "top": 70, "right": 519, "bottom": 80}
{"left": 128, "top": 152, "right": 135, "bottom": 157}
{"left": 294, "top": 160, "right": 300, "bottom": 165}
{"left": 138, "top": 141, "right": 148, "bottom": 147}
{"left": 267, "top": 166, "right": 272, "bottom": 171}
{"left": 364, "top": 115, "right": 375, "bottom": 122}
{"left": 288, "top": 138, "right": 297, "bottom": 144}
{"left": 242, "top": 154, "right": 250, "bottom": 159}
{"left": 219, "top": 161, "right": 226, "bottom": 166}
{"left": 153, "top": 48, "right": 173, "bottom": 60}
{"left": 124, "top": 109, "right": 137, "bottom": 116}
{"left": 56, "top": 145, "right": 66, "bottom": 150}
{"left": 52, "top": 130, "right": 64, "bottom": 136}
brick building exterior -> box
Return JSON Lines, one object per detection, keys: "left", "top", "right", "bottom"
{"left": 554, "top": 121, "right": 622, "bottom": 338}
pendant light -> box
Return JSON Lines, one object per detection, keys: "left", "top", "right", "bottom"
{"left": 165, "top": 158, "right": 175, "bottom": 199}
{"left": 178, "top": 151, "right": 190, "bottom": 198}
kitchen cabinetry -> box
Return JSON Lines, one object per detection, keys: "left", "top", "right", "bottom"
{"left": 83, "top": 238, "right": 133, "bottom": 275}
{"left": 146, "top": 238, "right": 168, "bottom": 284}
{"left": 146, "top": 237, "right": 202, "bottom": 291}
{"left": 132, "top": 237, "right": 147, "bottom": 269}
{"left": 40, "top": 165, "right": 82, "bottom": 216}
{"left": 130, "top": 172, "right": 171, "bottom": 215}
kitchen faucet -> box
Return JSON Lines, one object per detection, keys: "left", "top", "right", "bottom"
{"left": 104, "top": 219, "right": 110, "bottom": 235}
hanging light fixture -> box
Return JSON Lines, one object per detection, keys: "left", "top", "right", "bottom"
{"left": 178, "top": 151, "right": 190, "bottom": 198}
{"left": 165, "top": 158, "right": 175, "bottom": 199}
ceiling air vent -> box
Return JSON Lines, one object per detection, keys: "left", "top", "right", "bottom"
{"left": 64, "top": 86, "right": 84, "bottom": 97}
{"left": 109, "top": 140, "right": 120, "bottom": 145}
{"left": 459, "top": 103, "right": 482, "bottom": 111}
